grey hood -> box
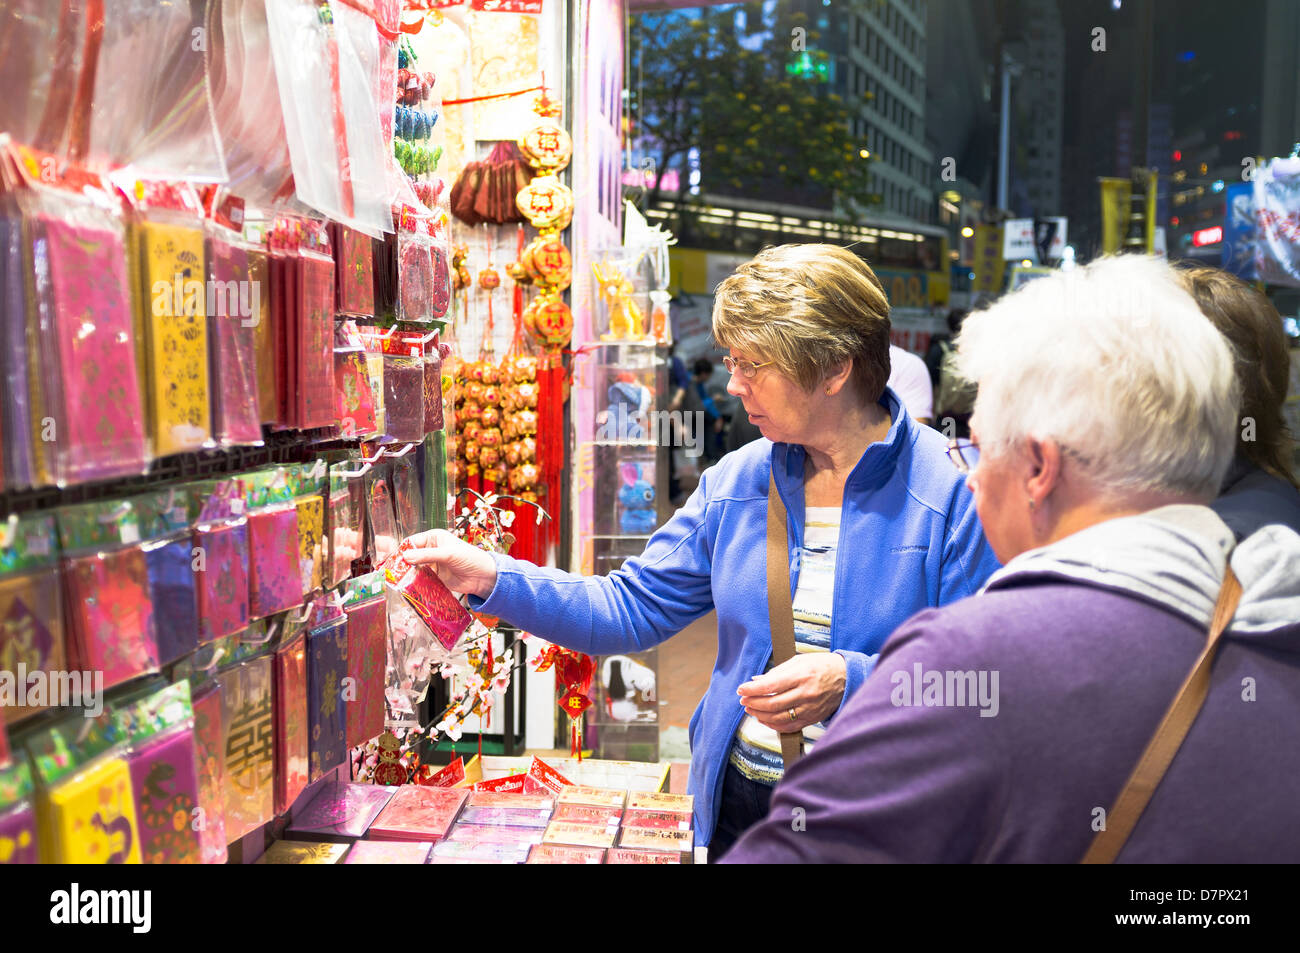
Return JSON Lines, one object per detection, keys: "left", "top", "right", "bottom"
{"left": 984, "top": 504, "right": 1300, "bottom": 639}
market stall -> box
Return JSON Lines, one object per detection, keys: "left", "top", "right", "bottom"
{"left": 0, "top": 0, "right": 688, "bottom": 866}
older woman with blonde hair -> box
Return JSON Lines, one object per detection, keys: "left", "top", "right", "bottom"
{"left": 724, "top": 254, "right": 1300, "bottom": 863}
{"left": 400, "top": 243, "right": 1000, "bottom": 855}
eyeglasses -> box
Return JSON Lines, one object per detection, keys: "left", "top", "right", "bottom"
{"left": 946, "top": 438, "right": 1091, "bottom": 475}
{"left": 722, "top": 356, "right": 775, "bottom": 380}
{"left": 946, "top": 438, "right": 980, "bottom": 474}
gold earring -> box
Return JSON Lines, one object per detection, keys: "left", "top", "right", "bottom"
{"left": 1028, "top": 498, "right": 1036, "bottom": 509}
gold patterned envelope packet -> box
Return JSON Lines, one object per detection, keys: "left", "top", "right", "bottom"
{"left": 257, "top": 840, "right": 349, "bottom": 864}
{"left": 135, "top": 219, "right": 211, "bottom": 456}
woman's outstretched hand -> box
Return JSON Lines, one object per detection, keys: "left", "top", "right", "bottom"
{"left": 399, "top": 530, "right": 499, "bottom": 599}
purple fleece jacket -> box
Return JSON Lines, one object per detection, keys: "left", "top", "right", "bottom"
{"left": 723, "top": 507, "right": 1300, "bottom": 863}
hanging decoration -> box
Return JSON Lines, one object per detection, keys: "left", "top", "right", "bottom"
{"left": 512, "top": 89, "right": 574, "bottom": 554}
{"left": 531, "top": 643, "right": 595, "bottom": 760}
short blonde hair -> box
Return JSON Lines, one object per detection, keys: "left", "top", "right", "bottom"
{"left": 712, "top": 244, "right": 892, "bottom": 402}
{"left": 955, "top": 255, "right": 1239, "bottom": 498}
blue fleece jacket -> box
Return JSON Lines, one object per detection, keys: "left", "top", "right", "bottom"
{"left": 471, "top": 388, "right": 1001, "bottom": 845}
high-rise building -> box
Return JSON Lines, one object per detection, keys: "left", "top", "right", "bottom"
{"left": 789, "top": 0, "right": 934, "bottom": 223}
{"left": 1011, "top": 0, "right": 1065, "bottom": 217}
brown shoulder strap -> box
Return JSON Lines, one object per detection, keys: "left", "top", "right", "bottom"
{"left": 767, "top": 470, "right": 804, "bottom": 770}
{"left": 1081, "top": 565, "right": 1243, "bottom": 864}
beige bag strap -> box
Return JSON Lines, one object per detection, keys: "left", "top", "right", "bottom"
{"left": 767, "top": 470, "right": 804, "bottom": 770}
{"left": 1081, "top": 565, "right": 1243, "bottom": 864}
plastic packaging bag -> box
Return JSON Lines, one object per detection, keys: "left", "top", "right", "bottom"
{"left": 192, "top": 479, "right": 251, "bottom": 644}
{"left": 335, "top": 321, "right": 379, "bottom": 438}
{"left": 391, "top": 450, "right": 424, "bottom": 539}
{"left": 244, "top": 468, "right": 304, "bottom": 618}
{"left": 210, "top": 0, "right": 297, "bottom": 207}
{"left": 298, "top": 225, "right": 337, "bottom": 430}
{"left": 0, "top": 196, "right": 37, "bottom": 490}
{"left": 398, "top": 221, "right": 435, "bottom": 323}
{"left": 125, "top": 181, "right": 213, "bottom": 457}
{"left": 358, "top": 325, "right": 388, "bottom": 436}
{"left": 134, "top": 488, "right": 200, "bottom": 667}
{"left": 0, "top": 761, "right": 39, "bottom": 864}
{"left": 327, "top": 460, "right": 363, "bottom": 588}
{"left": 273, "top": 623, "right": 309, "bottom": 815}
{"left": 366, "top": 463, "right": 401, "bottom": 566}
{"left": 56, "top": 500, "right": 160, "bottom": 691}
{"left": 0, "top": 0, "right": 86, "bottom": 155}
{"left": 383, "top": 353, "right": 426, "bottom": 443}
{"left": 247, "top": 244, "right": 278, "bottom": 424}
{"left": 0, "top": 514, "right": 66, "bottom": 726}
{"left": 341, "top": 571, "right": 386, "bottom": 749}
{"left": 218, "top": 654, "right": 275, "bottom": 841}
{"left": 190, "top": 682, "right": 228, "bottom": 864}
{"left": 265, "top": 0, "right": 392, "bottom": 236}
{"left": 306, "top": 597, "right": 349, "bottom": 782}
{"left": 123, "top": 682, "right": 202, "bottom": 864}
{"left": 206, "top": 220, "right": 265, "bottom": 446}
{"left": 333, "top": 221, "right": 376, "bottom": 319}
{"left": 84, "top": 0, "right": 225, "bottom": 181}
{"left": 25, "top": 708, "right": 142, "bottom": 863}
{"left": 294, "top": 460, "right": 327, "bottom": 595}
{"left": 6, "top": 146, "right": 151, "bottom": 486}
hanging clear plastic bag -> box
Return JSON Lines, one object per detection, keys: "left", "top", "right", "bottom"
{"left": 265, "top": 0, "right": 392, "bottom": 236}
{"left": 209, "top": 0, "right": 298, "bottom": 208}
{"left": 83, "top": 0, "right": 226, "bottom": 181}
{"left": 0, "top": 0, "right": 85, "bottom": 155}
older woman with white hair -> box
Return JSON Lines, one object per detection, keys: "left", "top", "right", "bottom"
{"left": 399, "top": 243, "right": 1001, "bottom": 855}
{"left": 724, "top": 254, "right": 1300, "bottom": 863}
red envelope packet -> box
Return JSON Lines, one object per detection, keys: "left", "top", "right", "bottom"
{"left": 191, "top": 685, "right": 228, "bottom": 864}
{"left": 524, "top": 756, "right": 573, "bottom": 796}
{"left": 273, "top": 632, "right": 309, "bottom": 816}
{"left": 63, "top": 548, "right": 159, "bottom": 690}
{"left": 383, "top": 554, "right": 470, "bottom": 651}
{"left": 470, "top": 774, "right": 529, "bottom": 795}
{"left": 368, "top": 785, "right": 469, "bottom": 842}
{"left": 527, "top": 844, "right": 605, "bottom": 864}
{"left": 343, "top": 597, "right": 386, "bottom": 749}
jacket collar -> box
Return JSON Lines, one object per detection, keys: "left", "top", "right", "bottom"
{"left": 772, "top": 387, "right": 912, "bottom": 503}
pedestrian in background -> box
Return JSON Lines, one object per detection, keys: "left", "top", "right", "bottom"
{"left": 1176, "top": 265, "right": 1300, "bottom": 539}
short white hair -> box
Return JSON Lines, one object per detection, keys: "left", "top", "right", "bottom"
{"left": 954, "top": 255, "right": 1239, "bottom": 498}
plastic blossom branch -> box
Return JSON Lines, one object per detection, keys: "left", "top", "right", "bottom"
{"left": 452, "top": 486, "right": 550, "bottom": 552}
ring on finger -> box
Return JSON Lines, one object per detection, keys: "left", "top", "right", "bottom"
{"left": 788, "top": 707, "right": 797, "bottom": 724}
